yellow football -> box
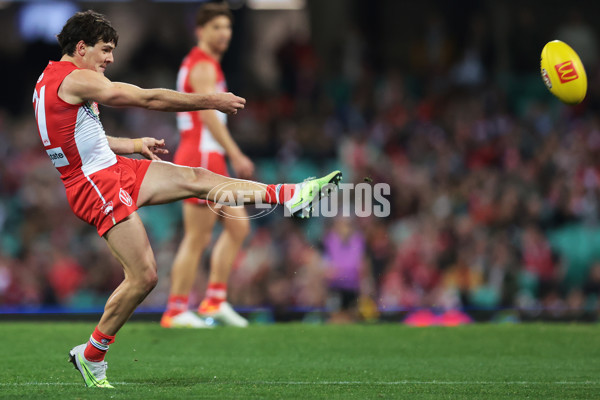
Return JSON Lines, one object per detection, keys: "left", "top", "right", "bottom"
{"left": 540, "top": 40, "right": 587, "bottom": 105}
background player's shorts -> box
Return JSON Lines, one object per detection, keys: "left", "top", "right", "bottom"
{"left": 174, "top": 151, "right": 228, "bottom": 206}
{"left": 65, "top": 156, "right": 152, "bottom": 236}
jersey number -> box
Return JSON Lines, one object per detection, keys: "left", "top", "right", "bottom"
{"left": 32, "top": 85, "right": 51, "bottom": 146}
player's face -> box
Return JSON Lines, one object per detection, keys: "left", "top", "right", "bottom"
{"left": 83, "top": 41, "right": 115, "bottom": 74}
{"left": 200, "top": 16, "right": 232, "bottom": 54}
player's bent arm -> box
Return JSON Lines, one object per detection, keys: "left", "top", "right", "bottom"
{"left": 60, "top": 69, "right": 245, "bottom": 114}
{"left": 190, "top": 62, "right": 242, "bottom": 157}
{"left": 107, "top": 136, "right": 168, "bottom": 161}
{"left": 107, "top": 136, "right": 137, "bottom": 154}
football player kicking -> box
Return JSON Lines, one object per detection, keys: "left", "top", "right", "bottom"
{"left": 33, "top": 10, "right": 341, "bottom": 388}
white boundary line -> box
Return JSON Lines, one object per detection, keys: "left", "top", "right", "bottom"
{"left": 263, "top": 381, "right": 600, "bottom": 385}
{"left": 1, "top": 381, "right": 599, "bottom": 387}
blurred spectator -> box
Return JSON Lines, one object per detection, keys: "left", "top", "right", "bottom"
{"left": 47, "top": 253, "right": 85, "bottom": 305}
{"left": 583, "top": 262, "right": 600, "bottom": 311}
{"left": 323, "top": 217, "right": 368, "bottom": 323}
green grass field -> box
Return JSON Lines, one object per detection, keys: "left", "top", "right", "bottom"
{"left": 1, "top": 322, "right": 599, "bottom": 399}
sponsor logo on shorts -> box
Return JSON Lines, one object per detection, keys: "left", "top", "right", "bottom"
{"left": 555, "top": 60, "right": 579, "bottom": 83}
{"left": 100, "top": 201, "right": 114, "bottom": 216}
{"left": 46, "top": 147, "right": 69, "bottom": 168}
{"left": 119, "top": 188, "right": 133, "bottom": 207}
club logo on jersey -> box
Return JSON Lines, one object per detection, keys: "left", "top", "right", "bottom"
{"left": 100, "top": 201, "right": 114, "bottom": 216}
{"left": 46, "top": 147, "right": 69, "bottom": 168}
{"left": 119, "top": 188, "right": 133, "bottom": 207}
{"left": 554, "top": 61, "right": 579, "bottom": 83}
{"left": 90, "top": 101, "right": 100, "bottom": 116}
{"left": 84, "top": 101, "right": 101, "bottom": 122}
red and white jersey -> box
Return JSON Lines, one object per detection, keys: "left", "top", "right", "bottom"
{"left": 32, "top": 61, "right": 116, "bottom": 185}
{"left": 175, "top": 47, "right": 227, "bottom": 155}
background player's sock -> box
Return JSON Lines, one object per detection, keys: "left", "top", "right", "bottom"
{"left": 199, "top": 283, "right": 227, "bottom": 312}
{"left": 164, "top": 294, "right": 189, "bottom": 317}
{"left": 84, "top": 326, "right": 115, "bottom": 362}
{"left": 266, "top": 184, "right": 295, "bottom": 204}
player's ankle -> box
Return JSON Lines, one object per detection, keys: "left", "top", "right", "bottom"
{"left": 265, "top": 184, "right": 296, "bottom": 204}
{"left": 200, "top": 297, "right": 224, "bottom": 307}
{"left": 165, "top": 294, "right": 189, "bottom": 317}
{"left": 84, "top": 326, "right": 115, "bottom": 362}
{"left": 164, "top": 308, "right": 186, "bottom": 318}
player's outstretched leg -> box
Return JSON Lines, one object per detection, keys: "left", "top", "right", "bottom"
{"left": 136, "top": 161, "right": 342, "bottom": 214}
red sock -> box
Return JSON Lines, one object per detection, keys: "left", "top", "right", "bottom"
{"left": 201, "top": 283, "right": 227, "bottom": 309}
{"left": 165, "top": 294, "right": 189, "bottom": 317}
{"left": 265, "top": 184, "right": 295, "bottom": 204}
{"left": 84, "top": 326, "right": 115, "bottom": 362}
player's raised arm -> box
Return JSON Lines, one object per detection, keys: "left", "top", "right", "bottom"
{"left": 59, "top": 68, "right": 245, "bottom": 114}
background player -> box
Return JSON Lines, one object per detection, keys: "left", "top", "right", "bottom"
{"left": 33, "top": 10, "right": 341, "bottom": 388}
{"left": 160, "top": 3, "right": 253, "bottom": 329}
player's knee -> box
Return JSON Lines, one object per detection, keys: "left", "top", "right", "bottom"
{"left": 191, "top": 167, "right": 210, "bottom": 179}
{"left": 198, "top": 232, "right": 213, "bottom": 250}
{"left": 183, "top": 230, "right": 212, "bottom": 251}
{"left": 133, "top": 259, "right": 158, "bottom": 294}
{"left": 228, "top": 219, "right": 250, "bottom": 243}
{"left": 191, "top": 167, "right": 210, "bottom": 185}
{"left": 141, "top": 267, "right": 158, "bottom": 293}
{"left": 180, "top": 167, "right": 212, "bottom": 197}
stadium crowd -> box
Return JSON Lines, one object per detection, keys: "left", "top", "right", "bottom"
{"left": 1, "top": 2, "right": 600, "bottom": 322}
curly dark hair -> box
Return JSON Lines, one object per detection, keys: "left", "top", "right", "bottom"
{"left": 196, "top": 2, "right": 233, "bottom": 27}
{"left": 57, "top": 10, "right": 119, "bottom": 56}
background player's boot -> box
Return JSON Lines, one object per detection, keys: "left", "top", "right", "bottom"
{"left": 284, "top": 171, "right": 342, "bottom": 218}
{"left": 199, "top": 301, "right": 248, "bottom": 327}
{"left": 160, "top": 310, "right": 213, "bottom": 328}
{"left": 68, "top": 344, "right": 114, "bottom": 388}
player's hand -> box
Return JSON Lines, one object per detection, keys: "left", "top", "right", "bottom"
{"left": 140, "top": 138, "right": 169, "bottom": 161}
{"left": 231, "top": 152, "right": 255, "bottom": 179}
{"left": 212, "top": 92, "right": 246, "bottom": 115}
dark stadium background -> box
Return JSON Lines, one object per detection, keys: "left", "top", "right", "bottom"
{"left": 1, "top": 0, "right": 600, "bottom": 323}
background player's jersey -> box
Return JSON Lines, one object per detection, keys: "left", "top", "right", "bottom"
{"left": 175, "top": 47, "right": 227, "bottom": 156}
{"left": 32, "top": 61, "right": 116, "bottom": 185}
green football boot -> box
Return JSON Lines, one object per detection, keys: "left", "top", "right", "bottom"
{"left": 284, "top": 170, "right": 342, "bottom": 218}
{"left": 68, "top": 344, "right": 114, "bottom": 388}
